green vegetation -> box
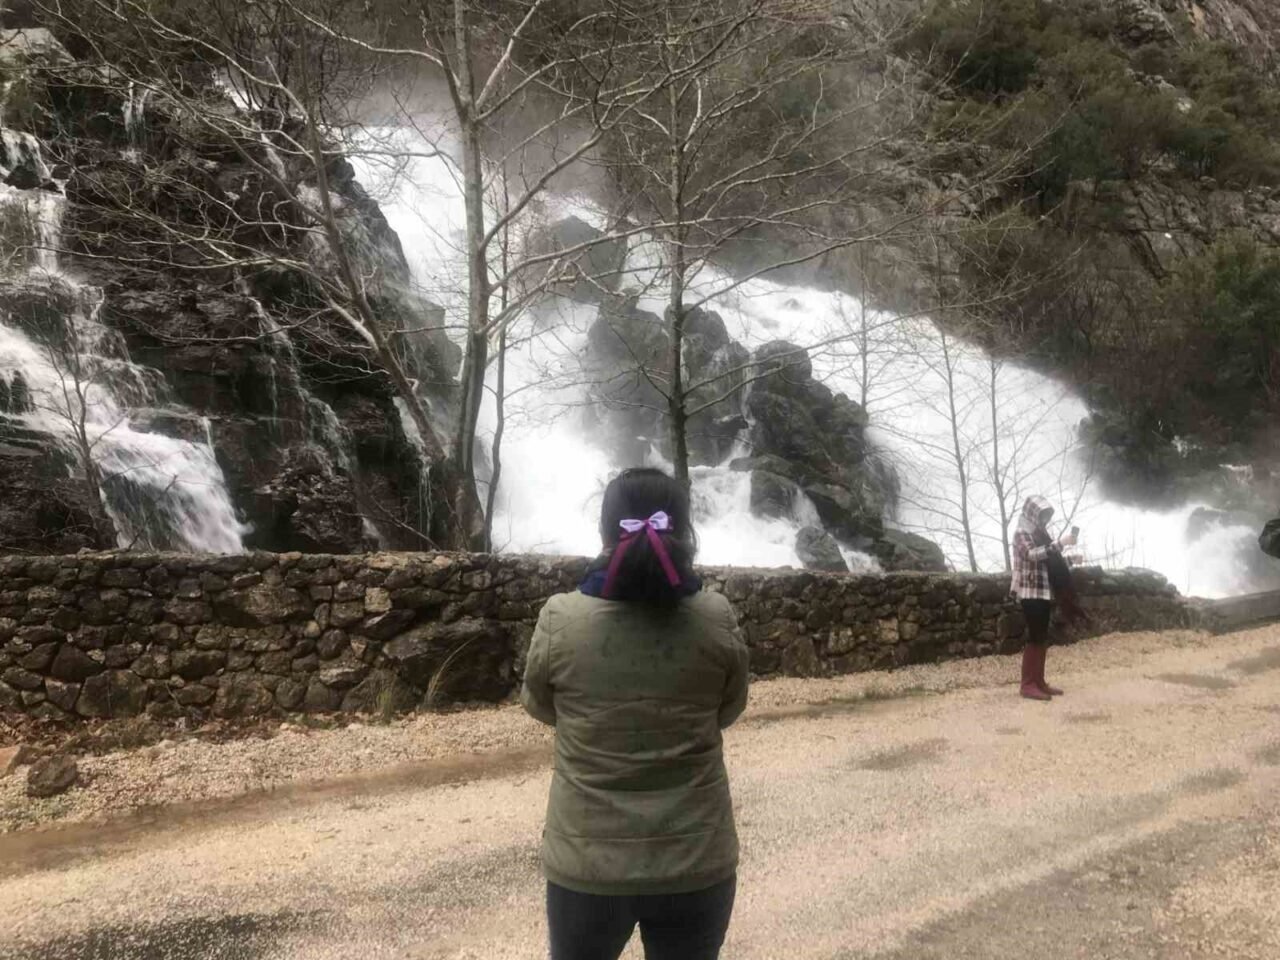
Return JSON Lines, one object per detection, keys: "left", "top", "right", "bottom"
{"left": 904, "top": 0, "right": 1280, "bottom": 201}
{"left": 1165, "top": 234, "right": 1280, "bottom": 437}
{"left": 901, "top": 0, "right": 1280, "bottom": 487}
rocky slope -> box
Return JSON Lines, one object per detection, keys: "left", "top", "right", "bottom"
{"left": 580, "top": 289, "right": 946, "bottom": 571}
{"left": 0, "top": 25, "right": 456, "bottom": 555}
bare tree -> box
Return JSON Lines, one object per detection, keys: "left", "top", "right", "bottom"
{"left": 38, "top": 0, "right": 682, "bottom": 547}
{"left": 33, "top": 315, "right": 121, "bottom": 547}
{"left": 579, "top": 0, "right": 1037, "bottom": 486}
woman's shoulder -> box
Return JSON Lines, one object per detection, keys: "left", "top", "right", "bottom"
{"left": 682, "top": 590, "right": 739, "bottom": 632}
{"left": 684, "top": 589, "right": 733, "bottom": 615}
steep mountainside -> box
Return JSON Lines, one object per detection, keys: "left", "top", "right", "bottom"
{"left": 894, "top": 0, "right": 1280, "bottom": 520}
{"left": 0, "top": 24, "right": 456, "bottom": 554}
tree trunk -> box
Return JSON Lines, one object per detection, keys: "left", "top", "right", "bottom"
{"left": 942, "top": 331, "right": 978, "bottom": 573}
{"left": 990, "top": 357, "right": 1012, "bottom": 572}
{"left": 483, "top": 320, "right": 507, "bottom": 552}
{"left": 667, "top": 253, "right": 690, "bottom": 487}
{"left": 482, "top": 170, "right": 512, "bottom": 553}
{"left": 450, "top": 16, "right": 489, "bottom": 551}
{"left": 74, "top": 426, "right": 115, "bottom": 548}
{"left": 664, "top": 75, "right": 690, "bottom": 488}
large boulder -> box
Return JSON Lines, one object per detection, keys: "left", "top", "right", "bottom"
{"left": 803, "top": 482, "right": 885, "bottom": 547}
{"left": 743, "top": 340, "right": 897, "bottom": 550}
{"left": 581, "top": 295, "right": 669, "bottom": 465}
{"left": 247, "top": 452, "right": 365, "bottom": 554}
{"left": 748, "top": 341, "right": 871, "bottom": 478}
{"left": 384, "top": 620, "right": 514, "bottom": 702}
{"left": 682, "top": 308, "right": 750, "bottom": 466}
{"left": 524, "top": 216, "right": 626, "bottom": 302}
{"left": 875, "top": 529, "right": 949, "bottom": 573}
{"left": 751, "top": 470, "right": 800, "bottom": 520}
{"left": 582, "top": 299, "right": 751, "bottom": 468}
{"left": 1260, "top": 518, "right": 1280, "bottom": 559}
{"left": 795, "top": 526, "right": 849, "bottom": 573}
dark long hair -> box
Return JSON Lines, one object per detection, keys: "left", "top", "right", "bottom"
{"left": 595, "top": 467, "right": 699, "bottom": 604}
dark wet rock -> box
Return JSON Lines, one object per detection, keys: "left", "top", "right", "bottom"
{"left": 44, "top": 678, "right": 80, "bottom": 712}
{"left": 76, "top": 670, "right": 147, "bottom": 717}
{"left": 526, "top": 216, "right": 626, "bottom": 303}
{"left": 302, "top": 678, "right": 342, "bottom": 713}
{"left": 796, "top": 526, "right": 850, "bottom": 573}
{"left": 27, "top": 755, "right": 78, "bottom": 798}
{"left": 384, "top": 620, "right": 512, "bottom": 701}
{"left": 317, "top": 657, "right": 368, "bottom": 689}
{"left": 18, "top": 642, "right": 58, "bottom": 672}
{"left": 750, "top": 470, "right": 800, "bottom": 520}
{"left": 275, "top": 677, "right": 306, "bottom": 710}
{"left": 341, "top": 668, "right": 420, "bottom": 714}
{"left": 214, "top": 584, "right": 309, "bottom": 627}
{"left": 804, "top": 482, "right": 885, "bottom": 546}
{"left": 360, "top": 608, "right": 415, "bottom": 641}
{"left": 2, "top": 666, "right": 43, "bottom": 691}
{"left": 247, "top": 452, "right": 365, "bottom": 554}
{"left": 171, "top": 649, "right": 226, "bottom": 680}
{"left": 1188, "top": 507, "right": 1256, "bottom": 541}
{"left": 213, "top": 676, "right": 274, "bottom": 718}
{"left": 131, "top": 408, "right": 210, "bottom": 444}
{"left": 0, "top": 54, "right": 444, "bottom": 557}
{"left": 580, "top": 296, "right": 669, "bottom": 466}
{"left": 876, "top": 529, "right": 949, "bottom": 573}
{"left": 730, "top": 454, "right": 801, "bottom": 480}
{"left": 4, "top": 159, "right": 42, "bottom": 190}
{"left": 1261, "top": 518, "right": 1280, "bottom": 559}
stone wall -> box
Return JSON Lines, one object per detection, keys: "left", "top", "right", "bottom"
{"left": 0, "top": 552, "right": 1189, "bottom": 721}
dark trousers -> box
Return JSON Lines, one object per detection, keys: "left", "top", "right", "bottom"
{"left": 1021, "top": 598, "right": 1052, "bottom": 646}
{"left": 547, "top": 875, "right": 736, "bottom": 960}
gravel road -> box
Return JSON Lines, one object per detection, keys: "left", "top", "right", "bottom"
{"left": 2, "top": 624, "right": 1278, "bottom": 960}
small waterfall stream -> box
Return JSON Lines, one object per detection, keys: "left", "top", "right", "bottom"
{"left": 0, "top": 132, "right": 245, "bottom": 553}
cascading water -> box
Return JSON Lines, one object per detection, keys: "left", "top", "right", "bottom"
{"left": 361, "top": 126, "right": 1262, "bottom": 596}
{"left": 122, "top": 82, "right": 153, "bottom": 154}
{"left": 0, "top": 133, "right": 246, "bottom": 553}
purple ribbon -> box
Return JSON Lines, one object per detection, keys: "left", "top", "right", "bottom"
{"left": 601, "top": 511, "right": 682, "bottom": 598}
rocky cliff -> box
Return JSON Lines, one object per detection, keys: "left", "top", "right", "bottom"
{"left": 0, "top": 24, "right": 456, "bottom": 555}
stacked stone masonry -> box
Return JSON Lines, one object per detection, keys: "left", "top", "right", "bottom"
{"left": 0, "top": 552, "right": 1189, "bottom": 720}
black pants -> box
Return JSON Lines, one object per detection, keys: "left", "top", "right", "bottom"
{"left": 547, "top": 875, "right": 736, "bottom": 960}
{"left": 1021, "top": 598, "right": 1052, "bottom": 646}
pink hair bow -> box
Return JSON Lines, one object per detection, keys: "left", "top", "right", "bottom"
{"left": 602, "top": 511, "right": 682, "bottom": 597}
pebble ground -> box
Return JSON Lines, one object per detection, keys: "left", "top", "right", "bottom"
{"left": 1, "top": 624, "right": 1278, "bottom": 959}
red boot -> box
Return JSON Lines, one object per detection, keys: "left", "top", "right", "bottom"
{"left": 1037, "top": 647, "right": 1064, "bottom": 697}
{"left": 1020, "top": 644, "right": 1051, "bottom": 701}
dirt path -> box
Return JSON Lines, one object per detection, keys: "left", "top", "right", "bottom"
{"left": 2, "top": 625, "right": 1279, "bottom": 960}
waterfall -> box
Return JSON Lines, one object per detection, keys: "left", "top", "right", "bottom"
{"left": 361, "top": 124, "right": 1268, "bottom": 597}
{"left": 0, "top": 133, "right": 245, "bottom": 553}
{"left": 122, "top": 82, "right": 153, "bottom": 151}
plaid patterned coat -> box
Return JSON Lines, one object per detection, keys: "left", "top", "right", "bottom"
{"left": 1010, "top": 495, "right": 1057, "bottom": 601}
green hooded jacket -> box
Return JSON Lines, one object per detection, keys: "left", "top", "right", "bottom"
{"left": 520, "top": 589, "right": 750, "bottom": 896}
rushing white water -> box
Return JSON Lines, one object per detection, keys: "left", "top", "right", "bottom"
{"left": 361, "top": 127, "right": 1266, "bottom": 596}
{"left": 0, "top": 140, "right": 245, "bottom": 553}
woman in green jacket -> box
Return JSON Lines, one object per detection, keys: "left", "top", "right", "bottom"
{"left": 521, "top": 467, "right": 751, "bottom": 960}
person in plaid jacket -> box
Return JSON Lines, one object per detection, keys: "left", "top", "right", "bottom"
{"left": 1010, "top": 495, "right": 1077, "bottom": 701}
